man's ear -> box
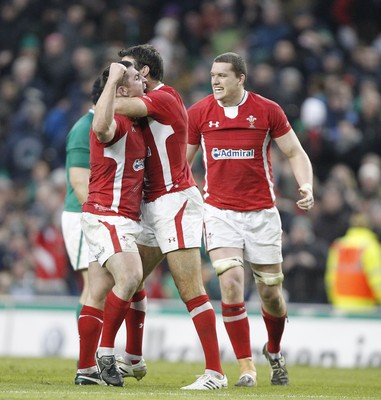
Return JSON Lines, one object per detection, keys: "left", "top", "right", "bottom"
{"left": 141, "top": 65, "right": 150, "bottom": 78}
{"left": 117, "top": 86, "right": 129, "bottom": 97}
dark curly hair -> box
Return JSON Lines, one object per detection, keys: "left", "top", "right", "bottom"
{"left": 92, "top": 61, "right": 134, "bottom": 104}
{"left": 118, "top": 44, "right": 163, "bottom": 81}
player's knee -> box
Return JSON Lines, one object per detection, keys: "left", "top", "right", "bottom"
{"left": 212, "top": 256, "right": 244, "bottom": 276}
{"left": 253, "top": 270, "right": 284, "bottom": 286}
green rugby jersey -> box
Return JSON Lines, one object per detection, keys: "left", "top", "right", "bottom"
{"left": 63, "top": 110, "right": 93, "bottom": 212}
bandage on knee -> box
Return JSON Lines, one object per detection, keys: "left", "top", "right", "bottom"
{"left": 212, "top": 256, "right": 244, "bottom": 276}
{"left": 253, "top": 270, "right": 284, "bottom": 286}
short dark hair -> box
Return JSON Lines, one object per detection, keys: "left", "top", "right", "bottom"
{"left": 118, "top": 44, "right": 163, "bottom": 81}
{"left": 91, "top": 76, "right": 103, "bottom": 105}
{"left": 214, "top": 52, "right": 247, "bottom": 79}
{"left": 99, "top": 60, "right": 134, "bottom": 92}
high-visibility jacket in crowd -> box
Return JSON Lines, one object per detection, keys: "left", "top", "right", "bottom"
{"left": 325, "top": 227, "right": 381, "bottom": 311}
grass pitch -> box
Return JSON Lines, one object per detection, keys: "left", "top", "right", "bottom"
{"left": 0, "top": 358, "right": 379, "bottom": 400}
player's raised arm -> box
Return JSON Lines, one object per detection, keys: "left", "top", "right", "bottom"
{"left": 92, "top": 63, "right": 126, "bottom": 143}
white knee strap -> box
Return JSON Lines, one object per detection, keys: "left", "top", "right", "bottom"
{"left": 253, "top": 270, "right": 284, "bottom": 286}
{"left": 212, "top": 256, "right": 244, "bottom": 276}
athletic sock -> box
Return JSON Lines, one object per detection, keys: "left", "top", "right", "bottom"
{"left": 125, "top": 288, "right": 147, "bottom": 357}
{"left": 186, "top": 294, "right": 223, "bottom": 375}
{"left": 99, "top": 290, "right": 131, "bottom": 349}
{"left": 77, "top": 305, "right": 103, "bottom": 369}
{"left": 262, "top": 307, "right": 286, "bottom": 354}
{"left": 222, "top": 301, "right": 252, "bottom": 359}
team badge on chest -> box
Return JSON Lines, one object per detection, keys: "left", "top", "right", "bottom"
{"left": 246, "top": 115, "right": 257, "bottom": 128}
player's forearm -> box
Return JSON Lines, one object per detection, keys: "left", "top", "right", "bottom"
{"left": 92, "top": 82, "right": 118, "bottom": 142}
{"left": 70, "top": 167, "right": 90, "bottom": 204}
{"left": 114, "top": 97, "right": 148, "bottom": 118}
{"left": 288, "top": 150, "right": 313, "bottom": 190}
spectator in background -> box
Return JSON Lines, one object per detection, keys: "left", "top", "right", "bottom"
{"left": 357, "top": 155, "right": 381, "bottom": 207}
{"left": 149, "top": 15, "right": 186, "bottom": 82}
{"left": 38, "top": 33, "right": 72, "bottom": 105}
{"left": 367, "top": 200, "right": 381, "bottom": 242}
{"left": 4, "top": 92, "right": 46, "bottom": 183}
{"left": 355, "top": 83, "right": 381, "bottom": 159}
{"left": 282, "top": 215, "right": 328, "bottom": 303}
{"left": 247, "top": 1, "right": 291, "bottom": 64}
{"left": 325, "top": 163, "right": 360, "bottom": 211}
{"left": 325, "top": 212, "right": 381, "bottom": 312}
{"left": 313, "top": 184, "right": 352, "bottom": 245}
{"left": 32, "top": 168, "right": 69, "bottom": 296}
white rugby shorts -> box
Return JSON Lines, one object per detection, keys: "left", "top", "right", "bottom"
{"left": 61, "top": 211, "right": 89, "bottom": 271}
{"left": 137, "top": 186, "right": 203, "bottom": 253}
{"left": 81, "top": 212, "right": 142, "bottom": 266}
{"left": 203, "top": 204, "right": 283, "bottom": 264}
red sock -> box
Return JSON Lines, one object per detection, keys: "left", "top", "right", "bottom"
{"left": 262, "top": 307, "right": 286, "bottom": 353}
{"left": 125, "top": 289, "right": 147, "bottom": 356}
{"left": 222, "top": 302, "right": 251, "bottom": 359}
{"left": 78, "top": 305, "right": 103, "bottom": 369}
{"left": 186, "top": 295, "right": 223, "bottom": 375}
{"left": 100, "top": 290, "right": 131, "bottom": 348}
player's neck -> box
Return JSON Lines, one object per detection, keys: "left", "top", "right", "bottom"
{"left": 146, "top": 80, "right": 163, "bottom": 92}
{"left": 220, "top": 90, "right": 246, "bottom": 107}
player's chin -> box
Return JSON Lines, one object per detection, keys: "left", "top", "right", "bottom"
{"left": 213, "top": 90, "right": 224, "bottom": 99}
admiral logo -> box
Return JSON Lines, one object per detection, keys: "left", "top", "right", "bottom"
{"left": 133, "top": 158, "right": 145, "bottom": 171}
{"left": 212, "top": 148, "right": 255, "bottom": 160}
{"left": 209, "top": 121, "right": 220, "bottom": 128}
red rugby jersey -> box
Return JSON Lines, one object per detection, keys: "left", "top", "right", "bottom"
{"left": 188, "top": 91, "right": 290, "bottom": 211}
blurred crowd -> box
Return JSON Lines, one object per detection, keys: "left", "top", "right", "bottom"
{"left": 1, "top": 0, "right": 381, "bottom": 304}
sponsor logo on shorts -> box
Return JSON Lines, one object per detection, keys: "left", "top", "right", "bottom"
{"left": 133, "top": 158, "right": 145, "bottom": 171}
{"left": 211, "top": 148, "right": 254, "bottom": 159}
{"left": 120, "top": 235, "right": 133, "bottom": 247}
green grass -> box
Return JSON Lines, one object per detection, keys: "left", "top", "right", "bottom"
{"left": 0, "top": 358, "right": 380, "bottom": 399}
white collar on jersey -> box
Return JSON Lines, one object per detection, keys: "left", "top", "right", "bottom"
{"left": 152, "top": 83, "right": 165, "bottom": 90}
{"left": 217, "top": 90, "right": 248, "bottom": 118}
{"left": 217, "top": 90, "right": 248, "bottom": 108}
